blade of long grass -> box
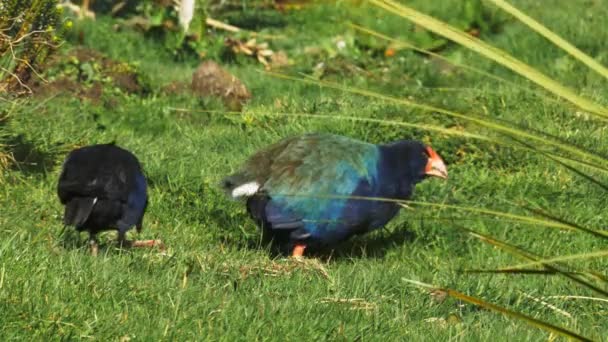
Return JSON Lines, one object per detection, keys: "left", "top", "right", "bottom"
{"left": 520, "top": 205, "right": 608, "bottom": 240}
{"left": 548, "top": 154, "right": 608, "bottom": 175}
{"left": 350, "top": 23, "right": 564, "bottom": 106}
{"left": 266, "top": 72, "right": 608, "bottom": 169}
{"left": 509, "top": 137, "right": 608, "bottom": 192}
{"left": 466, "top": 238, "right": 608, "bottom": 283}
{"left": 542, "top": 295, "right": 608, "bottom": 304}
{"left": 401, "top": 278, "right": 592, "bottom": 341}
{"left": 167, "top": 107, "right": 493, "bottom": 141}
{"left": 248, "top": 190, "right": 608, "bottom": 237}
{"left": 459, "top": 226, "right": 608, "bottom": 297}
{"left": 466, "top": 267, "right": 608, "bottom": 286}
{"left": 542, "top": 154, "right": 608, "bottom": 192}
{"left": 350, "top": 24, "right": 522, "bottom": 87}
{"left": 498, "top": 250, "right": 608, "bottom": 271}
{"left": 371, "top": 0, "right": 608, "bottom": 119}
{"left": 518, "top": 291, "right": 573, "bottom": 318}
{"left": 170, "top": 106, "right": 608, "bottom": 175}
{"left": 465, "top": 269, "right": 606, "bottom": 280}
{"left": 408, "top": 201, "right": 608, "bottom": 238}
{"left": 487, "top": 0, "right": 608, "bottom": 80}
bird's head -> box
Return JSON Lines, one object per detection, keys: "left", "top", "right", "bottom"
{"left": 386, "top": 140, "right": 448, "bottom": 183}
{"left": 423, "top": 145, "right": 448, "bottom": 180}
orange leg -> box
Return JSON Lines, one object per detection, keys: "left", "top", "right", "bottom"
{"left": 292, "top": 244, "right": 306, "bottom": 257}
{"left": 117, "top": 232, "right": 165, "bottom": 252}
{"left": 131, "top": 239, "right": 165, "bottom": 251}
{"left": 89, "top": 238, "right": 99, "bottom": 256}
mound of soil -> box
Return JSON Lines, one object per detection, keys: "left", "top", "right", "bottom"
{"left": 191, "top": 60, "right": 251, "bottom": 111}
{"left": 27, "top": 47, "right": 150, "bottom": 103}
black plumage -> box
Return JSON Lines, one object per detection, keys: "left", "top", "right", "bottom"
{"left": 57, "top": 143, "right": 160, "bottom": 254}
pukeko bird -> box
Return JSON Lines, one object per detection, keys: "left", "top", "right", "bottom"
{"left": 222, "top": 133, "right": 448, "bottom": 257}
{"left": 57, "top": 143, "right": 163, "bottom": 255}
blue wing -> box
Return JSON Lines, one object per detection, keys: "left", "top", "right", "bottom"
{"left": 236, "top": 134, "right": 405, "bottom": 247}
{"left": 260, "top": 145, "right": 397, "bottom": 245}
{"left": 116, "top": 173, "right": 148, "bottom": 232}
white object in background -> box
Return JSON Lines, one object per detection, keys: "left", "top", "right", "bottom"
{"left": 176, "top": 0, "right": 195, "bottom": 33}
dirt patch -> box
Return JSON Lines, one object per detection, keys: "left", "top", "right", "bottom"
{"left": 191, "top": 60, "right": 251, "bottom": 111}
{"left": 27, "top": 47, "right": 150, "bottom": 102}
{"left": 31, "top": 78, "right": 104, "bottom": 103}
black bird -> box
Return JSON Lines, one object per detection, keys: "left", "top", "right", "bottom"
{"left": 57, "top": 143, "right": 163, "bottom": 255}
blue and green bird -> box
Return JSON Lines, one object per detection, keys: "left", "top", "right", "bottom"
{"left": 222, "top": 133, "right": 448, "bottom": 257}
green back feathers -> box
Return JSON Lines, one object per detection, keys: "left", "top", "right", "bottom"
{"left": 225, "top": 133, "right": 380, "bottom": 197}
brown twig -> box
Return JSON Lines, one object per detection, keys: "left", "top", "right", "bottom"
{"left": 0, "top": 25, "right": 61, "bottom": 93}
{"left": 205, "top": 17, "right": 241, "bottom": 33}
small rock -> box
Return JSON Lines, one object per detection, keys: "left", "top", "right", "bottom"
{"left": 191, "top": 60, "right": 251, "bottom": 111}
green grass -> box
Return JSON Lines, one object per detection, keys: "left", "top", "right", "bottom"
{"left": 1, "top": 1, "right": 607, "bottom": 340}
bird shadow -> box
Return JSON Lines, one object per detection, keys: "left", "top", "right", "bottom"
{"left": 315, "top": 226, "right": 417, "bottom": 260}
{"left": 58, "top": 227, "right": 143, "bottom": 256}
{"left": 58, "top": 227, "right": 99, "bottom": 253}
{"left": 6, "top": 134, "right": 59, "bottom": 175}
{"left": 238, "top": 225, "right": 417, "bottom": 260}
{"left": 58, "top": 226, "right": 82, "bottom": 249}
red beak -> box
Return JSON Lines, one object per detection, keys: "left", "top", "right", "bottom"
{"left": 424, "top": 146, "right": 448, "bottom": 179}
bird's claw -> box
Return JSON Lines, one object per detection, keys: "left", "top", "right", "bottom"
{"left": 89, "top": 239, "right": 99, "bottom": 256}
{"left": 117, "top": 239, "right": 166, "bottom": 253}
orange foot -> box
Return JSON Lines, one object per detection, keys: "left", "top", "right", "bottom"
{"left": 120, "top": 239, "right": 165, "bottom": 252}
{"left": 89, "top": 239, "right": 99, "bottom": 256}
{"left": 292, "top": 244, "right": 306, "bottom": 258}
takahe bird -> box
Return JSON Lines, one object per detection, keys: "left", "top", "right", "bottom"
{"left": 57, "top": 144, "right": 163, "bottom": 255}
{"left": 222, "top": 133, "right": 447, "bottom": 257}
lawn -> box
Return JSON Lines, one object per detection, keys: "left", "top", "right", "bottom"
{"left": 1, "top": 0, "right": 607, "bottom": 340}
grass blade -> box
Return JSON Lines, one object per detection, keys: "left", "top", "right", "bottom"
{"left": 266, "top": 72, "right": 608, "bottom": 169}
{"left": 170, "top": 106, "right": 608, "bottom": 175}
{"left": 509, "top": 137, "right": 608, "bottom": 192}
{"left": 497, "top": 250, "right": 608, "bottom": 272}
{"left": 349, "top": 23, "right": 565, "bottom": 106}
{"left": 465, "top": 269, "right": 605, "bottom": 279}
{"left": 167, "top": 107, "right": 493, "bottom": 141}
{"left": 407, "top": 201, "right": 608, "bottom": 238}
{"left": 466, "top": 269, "right": 608, "bottom": 286}
{"left": 519, "top": 205, "right": 608, "bottom": 240}
{"left": 542, "top": 295, "right": 608, "bottom": 304}
{"left": 487, "top": 0, "right": 608, "bottom": 81}
{"left": 371, "top": 0, "right": 608, "bottom": 120}
{"left": 401, "top": 278, "right": 592, "bottom": 341}
{"left": 458, "top": 226, "right": 608, "bottom": 297}
{"left": 243, "top": 190, "right": 608, "bottom": 237}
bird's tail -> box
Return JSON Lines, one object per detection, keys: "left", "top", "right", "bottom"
{"left": 220, "top": 175, "right": 237, "bottom": 193}
{"left": 220, "top": 173, "right": 257, "bottom": 198}
{"left": 63, "top": 197, "right": 96, "bottom": 227}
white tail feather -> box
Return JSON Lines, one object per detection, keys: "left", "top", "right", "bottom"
{"left": 231, "top": 181, "right": 260, "bottom": 198}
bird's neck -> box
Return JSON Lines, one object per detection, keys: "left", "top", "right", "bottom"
{"left": 377, "top": 144, "right": 421, "bottom": 199}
